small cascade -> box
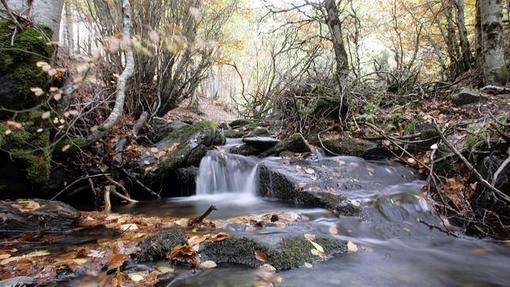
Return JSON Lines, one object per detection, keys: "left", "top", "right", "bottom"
{"left": 196, "top": 150, "right": 259, "bottom": 198}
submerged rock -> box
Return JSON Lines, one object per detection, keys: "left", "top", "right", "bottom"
{"left": 200, "top": 236, "right": 346, "bottom": 271}
{"left": 133, "top": 228, "right": 188, "bottom": 262}
{"left": 258, "top": 156, "right": 418, "bottom": 215}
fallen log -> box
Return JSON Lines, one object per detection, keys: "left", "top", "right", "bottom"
{"left": 0, "top": 199, "right": 80, "bottom": 237}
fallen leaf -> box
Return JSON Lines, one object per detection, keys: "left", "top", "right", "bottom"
{"left": 206, "top": 232, "right": 229, "bottom": 243}
{"left": 128, "top": 273, "right": 145, "bottom": 282}
{"left": 255, "top": 250, "right": 268, "bottom": 262}
{"left": 309, "top": 240, "right": 325, "bottom": 257}
{"left": 107, "top": 254, "right": 127, "bottom": 270}
{"left": 1, "top": 250, "right": 50, "bottom": 264}
{"left": 304, "top": 234, "right": 316, "bottom": 241}
{"left": 303, "top": 262, "right": 313, "bottom": 268}
{"left": 347, "top": 241, "right": 358, "bottom": 252}
{"left": 199, "top": 260, "right": 217, "bottom": 269}
{"left": 120, "top": 224, "right": 139, "bottom": 231}
{"left": 259, "top": 264, "right": 276, "bottom": 272}
{"left": 304, "top": 168, "right": 315, "bottom": 174}
{"left": 328, "top": 226, "right": 338, "bottom": 235}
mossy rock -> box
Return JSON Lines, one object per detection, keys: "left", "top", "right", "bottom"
{"left": 0, "top": 19, "right": 54, "bottom": 110}
{"left": 133, "top": 228, "right": 188, "bottom": 262}
{"left": 0, "top": 122, "right": 53, "bottom": 183}
{"left": 261, "top": 133, "right": 312, "bottom": 157}
{"left": 145, "top": 121, "right": 226, "bottom": 189}
{"left": 229, "top": 119, "right": 256, "bottom": 129}
{"left": 200, "top": 236, "right": 346, "bottom": 271}
{"left": 223, "top": 128, "right": 245, "bottom": 138}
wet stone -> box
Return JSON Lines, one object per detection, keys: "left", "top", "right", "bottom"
{"left": 132, "top": 228, "right": 188, "bottom": 262}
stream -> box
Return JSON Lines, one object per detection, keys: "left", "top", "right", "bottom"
{"left": 113, "top": 140, "right": 510, "bottom": 286}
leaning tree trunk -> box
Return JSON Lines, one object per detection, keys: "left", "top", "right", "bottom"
{"left": 324, "top": 0, "right": 349, "bottom": 80}
{"left": 478, "top": 0, "right": 508, "bottom": 85}
{"left": 5, "top": 0, "right": 64, "bottom": 40}
{"left": 87, "top": 0, "right": 135, "bottom": 143}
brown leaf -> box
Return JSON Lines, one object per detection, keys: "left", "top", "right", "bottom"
{"left": 255, "top": 250, "right": 268, "bottom": 262}
{"left": 168, "top": 245, "right": 199, "bottom": 267}
{"left": 205, "top": 232, "right": 229, "bottom": 243}
{"left": 107, "top": 254, "right": 127, "bottom": 270}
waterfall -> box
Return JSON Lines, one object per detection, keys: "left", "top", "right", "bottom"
{"left": 195, "top": 150, "right": 259, "bottom": 199}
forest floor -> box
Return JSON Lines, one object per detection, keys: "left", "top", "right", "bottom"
{"left": 164, "top": 96, "right": 237, "bottom": 123}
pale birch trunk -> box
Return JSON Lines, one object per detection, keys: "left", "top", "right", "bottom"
{"left": 479, "top": 0, "right": 508, "bottom": 85}
{"left": 87, "top": 0, "right": 135, "bottom": 143}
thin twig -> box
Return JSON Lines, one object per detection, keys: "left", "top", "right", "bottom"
{"left": 51, "top": 173, "right": 109, "bottom": 200}
{"left": 433, "top": 120, "right": 510, "bottom": 203}
{"left": 1, "top": 0, "right": 23, "bottom": 31}
{"left": 492, "top": 148, "right": 510, "bottom": 186}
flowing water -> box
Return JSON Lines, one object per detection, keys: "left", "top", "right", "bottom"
{"left": 114, "top": 141, "right": 510, "bottom": 287}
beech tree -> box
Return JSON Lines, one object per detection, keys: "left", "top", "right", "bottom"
{"left": 478, "top": 0, "right": 508, "bottom": 85}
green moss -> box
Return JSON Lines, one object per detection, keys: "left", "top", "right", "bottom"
{"left": 229, "top": 119, "right": 256, "bottom": 129}
{"left": 134, "top": 228, "right": 187, "bottom": 262}
{"left": 0, "top": 123, "right": 31, "bottom": 145}
{"left": 201, "top": 236, "right": 347, "bottom": 271}
{"left": 0, "top": 19, "right": 53, "bottom": 101}
{"left": 165, "top": 120, "right": 217, "bottom": 143}
{"left": 10, "top": 149, "right": 51, "bottom": 183}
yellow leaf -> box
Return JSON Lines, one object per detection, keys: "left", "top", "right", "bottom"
{"left": 128, "top": 273, "right": 145, "bottom": 282}
{"left": 347, "top": 241, "right": 358, "bottom": 252}
{"left": 308, "top": 240, "right": 324, "bottom": 253}
{"left": 199, "top": 260, "right": 217, "bottom": 269}
{"left": 72, "top": 258, "right": 88, "bottom": 265}
{"left": 41, "top": 111, "right": 51, "bottom": 120}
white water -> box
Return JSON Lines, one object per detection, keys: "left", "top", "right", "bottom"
{"left": 195, "top": 149, "right": 259, "bottom": 204}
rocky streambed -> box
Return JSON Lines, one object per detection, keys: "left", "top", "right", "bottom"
{"left": 1, "top": 120, "right": 510, "bottom": 286}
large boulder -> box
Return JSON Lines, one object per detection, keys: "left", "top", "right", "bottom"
{"left": 258, "top": 156, "right": 419, "bottom": 215}
{"left": 261, "top": 133, "right": 312, "bottom": 157}
{"left": 133, "top": 228, "right": 188, "bottom": 262}
{"left": 142, "top": 121, "right": 225, "bottom": 192}
{"left": 452, "top": 88, "right": 486, "bottom": 106}
{"left": 0, "top": 19, "right": 54, "bottom": 111}
{"left": 310, "top": 136, "right": 390, "bottom": 159}
{"left": 201, "top": 236, "right": 346, "bottom": 271}
{"left": 242, "top": 137, "right": 280, "bottom": 150}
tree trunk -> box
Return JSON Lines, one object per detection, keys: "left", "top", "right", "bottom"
{"left": 444, "top": 0, "right": 460, "bottom": 66}
{"left": 475, "top": 0, "right": 482, "bottom": 58}
{"left": 454, "top": 0, "right": 473, "bottom": 71}
{"left": 5, "top": 0, "right": 64, "bottom": 40}
{"left": 479, "top": 0, "right": 508, "bottom": 85}
{"left": 323, "top": 0, "right": 349, "bottom": 79}
{"left": 64, "top": 1, "right": 74, "bottom": 54}
{"left": 87, "top": 0, "right": 135, "bottom": 143}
